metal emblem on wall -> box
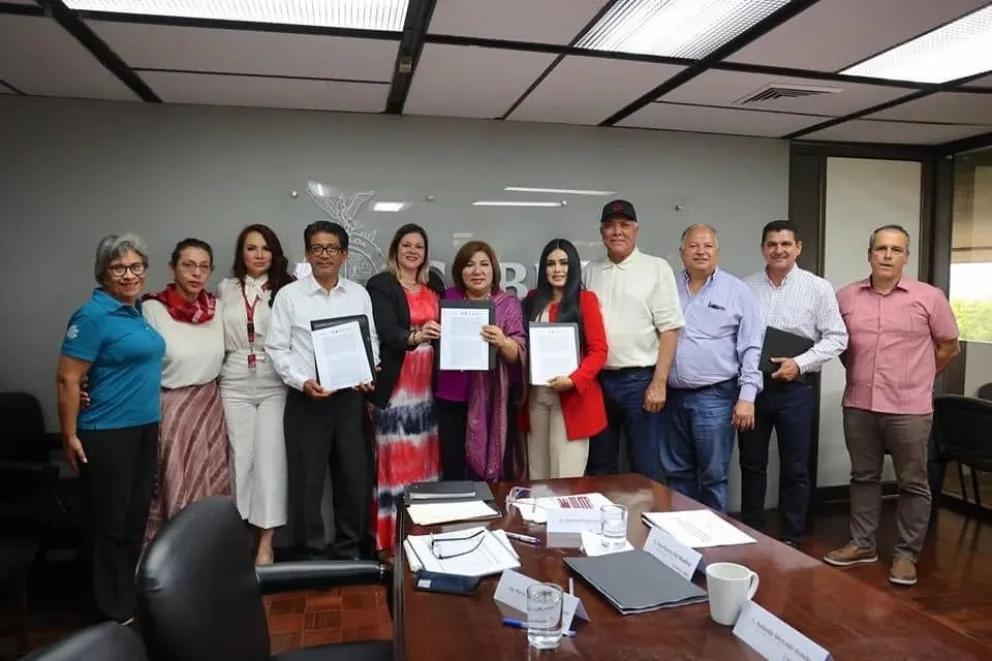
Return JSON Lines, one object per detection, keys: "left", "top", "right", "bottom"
{"left": 296, "top": 181, "right": 384, "bottom": 284}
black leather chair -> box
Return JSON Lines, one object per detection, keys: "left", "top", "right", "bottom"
{"left": 19, "top": 622, "right": 147, "bottom": 661}
{"left": 135, "top": 496, "right": 393, "bottom": 661}
{"left": 929, "top": 395, "right": 992, "bottom": 512}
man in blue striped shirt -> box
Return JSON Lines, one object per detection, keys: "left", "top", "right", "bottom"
{"left": 661, "top": 224, "right": 764, "bottom": 512}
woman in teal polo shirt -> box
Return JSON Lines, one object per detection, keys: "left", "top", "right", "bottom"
{"left": 55, "top": 233, "right": 165, "bottom": 624}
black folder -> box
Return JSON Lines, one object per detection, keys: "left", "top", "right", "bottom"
{"left": 404, "top": 481, "right": 495, "bottom": 506}
{"left": 565, "top": 550, "right": 707, "bottom": 615}
{"left": 759, "top": 326, "right": 815, "bottom": 374}
{"left": 310, "top": 315, "right": 376, "bottom": 387}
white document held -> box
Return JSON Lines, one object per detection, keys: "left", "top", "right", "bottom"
{"left": 529, "top": 324, "right": 579, "bottom": 385}
{"left": 642, "top": 510, "right": 756, "bottom": 549}
{"left": 439, "top": 306, "right": 491, "bottom": 371}
{"left": 311, "top": 321, "right": 373, "bottom": 391}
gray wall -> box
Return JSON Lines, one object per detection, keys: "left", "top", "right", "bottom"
{"left": 0, "top": 96, "right": 789, "bottom": 431}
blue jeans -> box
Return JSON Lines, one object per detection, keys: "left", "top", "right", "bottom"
{"left": 738, "top": 380, "right": 814, "bottom": 544}
{"left": 587, "top": 368, "right": 661, "bottom": 480}
{"left": 659, "top": 380, "right": 737, "bottom": 511}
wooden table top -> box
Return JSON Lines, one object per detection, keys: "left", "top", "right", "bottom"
{"left": 393, "top": 474, "right": 992, "bottom": 660}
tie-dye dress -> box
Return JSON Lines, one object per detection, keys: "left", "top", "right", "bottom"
{"left": 372, "top": 286, "right": 440, "bottom": 553}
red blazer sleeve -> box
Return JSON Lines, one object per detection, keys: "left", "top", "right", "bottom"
{"left": 569, "top": 290, "right": 608, "bottom": 393}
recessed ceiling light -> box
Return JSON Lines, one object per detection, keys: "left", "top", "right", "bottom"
{"left": 472, "top": 201, "right": 563, "bottom": 208}
{"left": 372, "top": 202, "right": 406, "bottom": 212}
{"left": 62, "top": 0, "right": 411, "bottom": 31}
{"left": 504, "top": 187, "right": 616, "bottom": 196}
{"left": 575, "top": 0, "right": 789, "bottom": 58}
{"left": 841, "top": 5, "right": 992, "bottom": 84}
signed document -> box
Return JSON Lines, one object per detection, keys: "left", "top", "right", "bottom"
{"left": 439, "top": 300, "right": 495, "bottom": 371}
{"left": 528, "top": 322, "right": 580, "bottom": 386}
{"left": 310, "top": 316, "right": 375, "bottom": 391}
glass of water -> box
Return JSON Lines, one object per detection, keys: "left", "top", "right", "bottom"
{"left": 526, "top": 583, "right": 563, "bottom": 650}
{"left": 600, "top": 503, "right": 628, "bottom": 551}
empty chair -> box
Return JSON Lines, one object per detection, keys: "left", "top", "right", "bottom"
{"left": 134, "top": 496, "right": 393, "bottom": 661}
{"left": 20, "top": 622, "right": 147, "bottom": 661}
{"left": 930, "top": 395, "right": 992, "bottom": 511}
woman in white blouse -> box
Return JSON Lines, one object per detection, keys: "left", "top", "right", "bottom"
{"left": 218, "top": 224, "right": 295, "bottom": 565}
{"left": 142, "top": 238, "right": 230, "bottom": 544}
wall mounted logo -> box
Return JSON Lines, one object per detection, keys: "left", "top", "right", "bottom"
{"left": 296, "top": 181, "right": 385, "bottom": 284}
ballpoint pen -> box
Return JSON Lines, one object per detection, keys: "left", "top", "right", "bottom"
{"left": 504, "top": 531, "right": 542, "bottom": 545}
{"left": 502, "top": 618, "right": 576, "bottom": 637}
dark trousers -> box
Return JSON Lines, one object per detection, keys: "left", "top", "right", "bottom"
{"left": 437, "top": 398, "right": 468, "bottom": 481}
{"left": 660, "top": 380, "right": 737, "bottom": 512}
{"left": 587, "top": 368, "right": 661, "bottom": 480}
{"left": 284, "top": 388, "right": 372, "bottom": 559}
{"left": 78, "top": 422, "right": 158, "bottom": 622}
{"left": 738, "top": 379, "right": 814, "bottom": 544}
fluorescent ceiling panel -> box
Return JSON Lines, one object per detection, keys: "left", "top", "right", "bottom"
{"left": 575, "top": 0, "right": 789, "bottom": 58}
{"left": 373, "top": 202, "right": 406, "bottom": 212}
{"left": 842, "top": 5, "right": 992, "bottom": 83}
{"left": 504, "top": 187, "right": 615, "bottom": 196}
{"left": 473, "top": 201, "right": 563, "bottom": 207}
{"left": 63, "top": 1, "right": 410, "bottom": 31}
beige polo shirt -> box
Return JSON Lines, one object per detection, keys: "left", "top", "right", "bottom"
{"left": 583, "top": 248, "right": 684, "bottom": 369}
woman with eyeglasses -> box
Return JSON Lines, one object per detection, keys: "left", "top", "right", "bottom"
{"left": 141, "top": 238, "right": 231, "bottom": 543}
{"left": 56, "top": 233, "right": 165, "bottom": 623}
{"left": 217, "top": 224, "right": 295, "bottom": 565}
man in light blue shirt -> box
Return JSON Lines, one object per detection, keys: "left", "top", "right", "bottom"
{"left": 661, "top": 224, "right": 764, "bottom": 511}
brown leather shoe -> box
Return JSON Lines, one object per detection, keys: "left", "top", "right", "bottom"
{"left": 889, "top": 556, "right": 918, "bottom": 586}
{"left": 823, "top": 542, "right": 878, "bottom": 567}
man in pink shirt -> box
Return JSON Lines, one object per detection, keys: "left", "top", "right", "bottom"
{"left": 825, "top": 224, "right": 959, "bottom": 586}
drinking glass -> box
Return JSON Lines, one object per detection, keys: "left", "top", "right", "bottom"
{"left": 526, "top": 583, "right": 563, "bottom": 650}
{"left": 600, "top": 504, "right": 628, "bottom": 551}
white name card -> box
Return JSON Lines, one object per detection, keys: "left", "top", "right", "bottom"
{"left": 643, "top": 526, "right": 702, "bottom": 581}
{"left": 493, "top": 569, "right": 590, "bottom": 629}
{"left": 546, "top": 507, "right": 602, "bottom": 534}
{"left": 733, "top": 600, "right": 831, "bottom": 661}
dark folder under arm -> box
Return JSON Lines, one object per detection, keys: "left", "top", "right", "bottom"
{"left": 565, "top": 550, "right": 707, "bottom": 615}
{"left": 759, "top": 326, "right": 815, "bottom": 374}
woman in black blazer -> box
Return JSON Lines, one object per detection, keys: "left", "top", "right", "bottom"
{"left": 366, "top": 223, "right": 445, "bottom": 557}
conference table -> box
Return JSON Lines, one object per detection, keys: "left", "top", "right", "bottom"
{"left": 393, "top": 474, "right": 990, "bottom": 660}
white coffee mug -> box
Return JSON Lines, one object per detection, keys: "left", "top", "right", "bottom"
{"left": 705, "top": 562, "right": 759, "bottom": 626}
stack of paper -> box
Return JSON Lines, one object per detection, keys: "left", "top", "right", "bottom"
{"left": 511, "top": 492, "right": 614, "bottom": 524}
{"left": 404, "top": 526, "right": 520, "bottom": 577}
{"left": 405, "top": 480, "right": 500, "bottom": 526}
{"left": 407, "top": 500, "right": 499, "bottom": 526}
{"left": 641, "top": 510, "right": 756, "bottom": 548}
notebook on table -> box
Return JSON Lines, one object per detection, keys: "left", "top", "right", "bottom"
{"left": 404, "top": 481, "right": 501, "bottom": 526}
{"left": 406, "top": 481, "right": 495, "bottom": 504}
{"left": 564, "top": 550, "right": 708, "bottom": 615}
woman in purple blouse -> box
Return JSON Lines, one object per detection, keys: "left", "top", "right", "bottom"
{"left": 435, "top": 240, "right": 527, "bottom": 482}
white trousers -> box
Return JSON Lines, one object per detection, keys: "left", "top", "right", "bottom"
{"left": 527, "top": 387, "right": 589, "bottom": 479}
{"left": 220, "top": 357, "right": 288, "bottom": 529}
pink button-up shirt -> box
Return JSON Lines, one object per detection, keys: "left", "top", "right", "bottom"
{"left": 836, "top": 277, "right": 958, "bottom": 415}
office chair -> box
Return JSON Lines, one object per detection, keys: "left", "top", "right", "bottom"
{"left": 134, "top": 496, "right": 393, "bottom": 661}
{"left": 19, "top": 622, "right": 147, "bottom": 661}
{"left": 930, "top": 395, "right": 992, "bottom": 511}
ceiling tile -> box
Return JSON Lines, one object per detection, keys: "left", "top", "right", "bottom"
{"left": 87, "top": 21, "right": 398, "bottom": 82}
{"left": 509, "top": 56, "right": 683, "bottom": 126}
{"left": 139, "top": 70, "right": 388, "bottom": 113}
{"left": 963, "top": 74, "right": 992, "bottom": 89}
{"left": 802, "top": 119, "right": 992, "bottom": 145}
{"left": 663, "top": 70, "right": 917, "bottom": 117}
{"left": 727, "top": 0, "right": 988, "bottom": 72}
{"left": 617, "top": 102, "right": 822, "bottom": 138}
{"left": 869, "top": 92, "right": 992, "bottom": 125}
{"left": 429, "top": 0, "right": 607, "bottom": 45}
{"left": 405, "top": 44, "right": 555, "bottom": 119}
{"left": 0, "top": 15, "right": 138, "bottom": 100}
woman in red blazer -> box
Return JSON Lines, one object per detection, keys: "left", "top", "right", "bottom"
{"left": 520, "top": 238, "right": 608, "bottom": 479}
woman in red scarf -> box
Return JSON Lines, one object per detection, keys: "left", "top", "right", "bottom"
{"left": 141, "top": 238, "right": 231, "bottom": 543}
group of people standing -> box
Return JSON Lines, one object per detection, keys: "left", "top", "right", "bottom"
{"left": 54, "top": 197, "right": 959, "bottom": 625}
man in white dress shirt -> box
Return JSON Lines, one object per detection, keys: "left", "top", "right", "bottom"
{"left": 266, "top": 221, "right": 379, "bottom": 560}
{"left": 740, "top": 220, "right": 847, "bottom": 548}
{"left": 583, "top": 200, "right": 684, "bottom": 479}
